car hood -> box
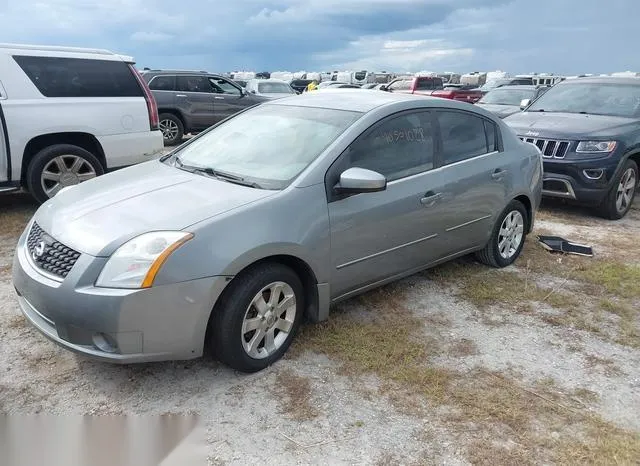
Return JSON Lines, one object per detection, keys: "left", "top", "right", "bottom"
{"left": 475, "top": 103, "right": 521, "bottom": 118}
{"left": 504, "top": 111, "right": 637, "bottom": 138}
{"left": 33, "top": 161, "right": 276, "bottom": 257}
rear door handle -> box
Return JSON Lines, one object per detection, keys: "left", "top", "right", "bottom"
{"left": 214, "top": 96, "right": 225, "bottom": 100}
{"left": 176, "top": 94, "right": 187, "bottom": 98}
{"left": 420, "top": 192, "right": 442, "bottom": 206}
{"left": 491, "top": 169, "right": 508, "bottom": 180}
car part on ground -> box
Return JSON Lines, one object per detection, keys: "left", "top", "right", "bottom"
{"left": 537, "top": 235, "right": 594, "bottom": 257}
{"left": 13, "top": 90, "right": 542, "bottom": 373}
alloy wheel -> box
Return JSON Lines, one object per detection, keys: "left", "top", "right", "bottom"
{"left": 498, "top": 210, "right": 524, "bottom": 259}
{"left": 159, "top": 119, "right": 179, "bottom": 141}
{"left": 40, "top": 155, "right": 97, "bottom": 198}
{"left": 241, "top": 281, "right": 297, "bottom": 359}
{"left": 616, "top": 167, "right": 637, "bottom": 214}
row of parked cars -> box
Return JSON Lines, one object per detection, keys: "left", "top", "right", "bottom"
{"left": 3, "top": 43, "right": 639, "bottom": 374}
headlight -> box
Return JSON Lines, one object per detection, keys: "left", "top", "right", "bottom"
{"left": 576, "top": 141, "right": 617, "bottom": 153}
{"left": 96, "top": 231, "right": 193, "bottom": 289}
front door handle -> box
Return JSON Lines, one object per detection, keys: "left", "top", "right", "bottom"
{"left": 214, "top": 96, "right": 225, "bottom": 100}
{"left": 176, "top": 94, "right": 187, "bottom": 98}
{"left": 491, "top": 169, "right": 508, "bottom": 180}
{"left": 420, "top": 192, "right": 442, "bottom": 206}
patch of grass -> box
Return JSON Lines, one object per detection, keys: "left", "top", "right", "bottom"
{"left": 295, "top": 287, "right": 452, "bottom": 401}
{"left": 296, "top": 282, "right": 640, "bottom": 464}
{"left": 272, "top": 369, "right": 319, "bottom": 421}
{"left": 576, "top": 262, "right": 640, "bottom": 299}
{"left": 584, "top": 354, "right": 624, "bottom": 377}
{"left": 450, "top": 338, "right": 478, "bottom": 357}
{"left": 600, "top": 299, "right": 640, "bottom": 349}
{"left": 554, "top": 421, "right": 640, "bottom": 466}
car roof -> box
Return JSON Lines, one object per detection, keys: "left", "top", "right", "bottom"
{"left": 559, "top": 76, "right": 640, "bottom": 85}
{"left": 491, "top": 85, "right": 538, "bottom": 90}
{"left": 142, "top": 70, "right": 221, "bottom": 77}
{"left": 0, "top": 43, "right": 132, "bottom": 62}
{"left": 266, "top": 89, "right": 479, "bottom": 113}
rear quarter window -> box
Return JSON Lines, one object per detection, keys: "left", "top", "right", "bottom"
{"left": 12, "top": 55, "right": 143, "bottom": 98}
{"left": 148, "top": 75, "right": 176, "bottom": 91}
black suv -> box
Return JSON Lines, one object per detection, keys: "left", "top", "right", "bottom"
{"left": 141, "top": 70, "right": 269, "bottom": 145}
{"left": 505, "top": 77, "right": 640, "bottom": 219}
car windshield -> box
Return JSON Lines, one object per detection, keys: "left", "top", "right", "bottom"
{"left": 171, "top": 104, "right": 362, "bottom": 189}
{"left": 479, "top": 88, "right": 535, "bottom": 105}
{"left": 258, "top": 82, "right": 295, "bottom": 94}
{"left": 527, "top": 82, "right": 640, "bottom": 117}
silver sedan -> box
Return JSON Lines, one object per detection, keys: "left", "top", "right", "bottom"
{"left": 13, "top": 90, "right": 543, "bottom": 372}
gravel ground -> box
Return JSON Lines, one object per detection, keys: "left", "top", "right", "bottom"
{"left": 0, "top": 186, "right": 638, "bottom": 465}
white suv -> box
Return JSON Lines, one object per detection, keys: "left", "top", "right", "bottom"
{"left": 0, "top": 43, "right": 164, "bottom": 203}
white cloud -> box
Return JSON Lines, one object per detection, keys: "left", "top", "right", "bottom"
{"left": 130, "top": 31, "right": 173, "bottom": 42}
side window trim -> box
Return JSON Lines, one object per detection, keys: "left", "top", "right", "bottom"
{"left": 433, "top": 108, "right": 502, "bottom": 168}
{"left": 324, "top": 109, "right": 435, "bottom": 203}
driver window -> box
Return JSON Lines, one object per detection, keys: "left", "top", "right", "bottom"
{"left": 210, "top": 77, "right": 241, "bottom": 95}
{"left": 176, "top": 76, "right": 212, "bottom": 93}
{"left": 344, "top": 111, "right": 434, "bottom": 182}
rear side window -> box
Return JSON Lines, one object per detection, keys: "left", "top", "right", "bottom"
{"left": 415, "top": 78, "right": 444, "bottom": 91}
{"left": 176, "top": 76, "right": 212, "bottom": 93}
{"left": 149, "top": 75, "right": 176, "bottom": 91}
{"left": 437, "top": 110, "right": 492, "bottom": 165}
{"left": 13, "top": 55, "right": 143, "bottom": 98}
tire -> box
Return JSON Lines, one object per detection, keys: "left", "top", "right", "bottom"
{"left": 26, "top": 144, "right": 104, "bottom": 204}
{"left": 158, "top": 113, "right": 184, "bottom": 146}
{"left": 210, "top": 263, "right": 304, "bottom": 373}
{"left": 598, "top": 159, "right": 638, "bottom": 220}
{"left": 476, "top": 200, "right": 528, "bottom": 268}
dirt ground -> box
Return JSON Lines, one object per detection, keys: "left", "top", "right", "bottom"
{"left": 0, "top": 189, "right": 638, "bottom": 465}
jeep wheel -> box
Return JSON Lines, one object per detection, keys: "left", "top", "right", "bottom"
{"left": 158, "top": 113, "right": 184, "bottom": 146}
{"left": 26, "top": 144, "right": 104, "bottom": 204}
{"left": 598, "top": 159, "right": 638, "bottom": 220}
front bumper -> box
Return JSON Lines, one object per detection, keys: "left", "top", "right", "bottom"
{"left": 541, "top": 156, "right": 620, "bottom": 204}
{"left": 12, "top": 229, "right": 230, "bottom": 364}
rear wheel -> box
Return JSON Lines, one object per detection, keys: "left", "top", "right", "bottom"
{"left": 158, "top": 113, "right": 184, "bottom": 146}
{"left": 598, "top": 159, "right": 637, "bottom": 220}
{"left": 210, "top": 263, "right": 304, "bottom": 373}
{"left": 476, "top": 200, "right": 528, "bottom": 268}
{"left": 26, "top": 144, "right": 103, "bottom": 203}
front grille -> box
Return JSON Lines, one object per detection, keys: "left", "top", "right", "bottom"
{"left": 26, "top": 223, "right": 80, "bottom": 279}
{"left": 519, "top": 137, "right": 571, "bottom": 159}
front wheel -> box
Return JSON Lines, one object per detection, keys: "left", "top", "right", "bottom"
{"left": 210, "top": 263, "right": 304, "bottom": 373}
{"left": 476, "top": 200, "right": 528, "bottom": 268}
{"left": 598, "top": 159, "right": 638, "bottom": 220}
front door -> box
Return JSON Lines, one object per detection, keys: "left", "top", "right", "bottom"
{"left": 208, "top": 77, "right": 248, "bottom": 122}
{"left": 327, "top": 110, "right": 449, "bottom": 299}
{"left": 175, "top": 75, "right": 217, "bottom": 130}
{"left": 432, "top": 109, "right": 508, "bottom": 255}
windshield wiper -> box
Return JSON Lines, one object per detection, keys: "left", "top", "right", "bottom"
{"left": 174, "top": 156, "right": 261, "bottom": 188}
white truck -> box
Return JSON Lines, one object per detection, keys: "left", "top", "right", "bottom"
{"left": 0, "top": 43, "right": 163, "bottom": 203}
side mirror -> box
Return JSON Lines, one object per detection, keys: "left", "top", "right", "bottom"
{"left": 520, "top": 98, "right": 531, "bottom": 110}
{"left": 334, "top": 167, "right": 387, "bottom": 194}
{"left": 379, "top": 85, "right": 388, "bottom": 91}
{"left": 250, "top": 89, "right": 256, "bottom": 94}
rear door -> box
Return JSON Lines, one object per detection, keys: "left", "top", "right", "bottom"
{"left": 208, "top": 77, "right": 249, "bottom": 122}
{"left": 0, "top": 81, "right": 8, "bottom": 182}
{"left": 432, "top": 109, "right": 509, "bottom": 255}
{"left": 175, "top": 75, "right": 216, "bottom": 130}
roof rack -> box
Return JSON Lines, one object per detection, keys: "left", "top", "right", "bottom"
{"left": 143, "top": 69, "right": 209, "bottom": 73}
{"left": 0, "top": 43, "right": 116, "bottom": 56}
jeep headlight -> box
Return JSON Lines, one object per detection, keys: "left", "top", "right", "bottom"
{"left": 96, "top": 231, "right": 193, "bottom": 289}
{"left": 576, "top": 141, "right": 617, "bottom": 153}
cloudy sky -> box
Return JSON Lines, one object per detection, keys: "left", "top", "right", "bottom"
{"left": 1, "top": 0, "right": 637, "bottom": 75}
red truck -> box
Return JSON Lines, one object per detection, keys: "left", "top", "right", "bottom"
{"left": 380, "top": 76, "right": 483, "bottom": 103}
